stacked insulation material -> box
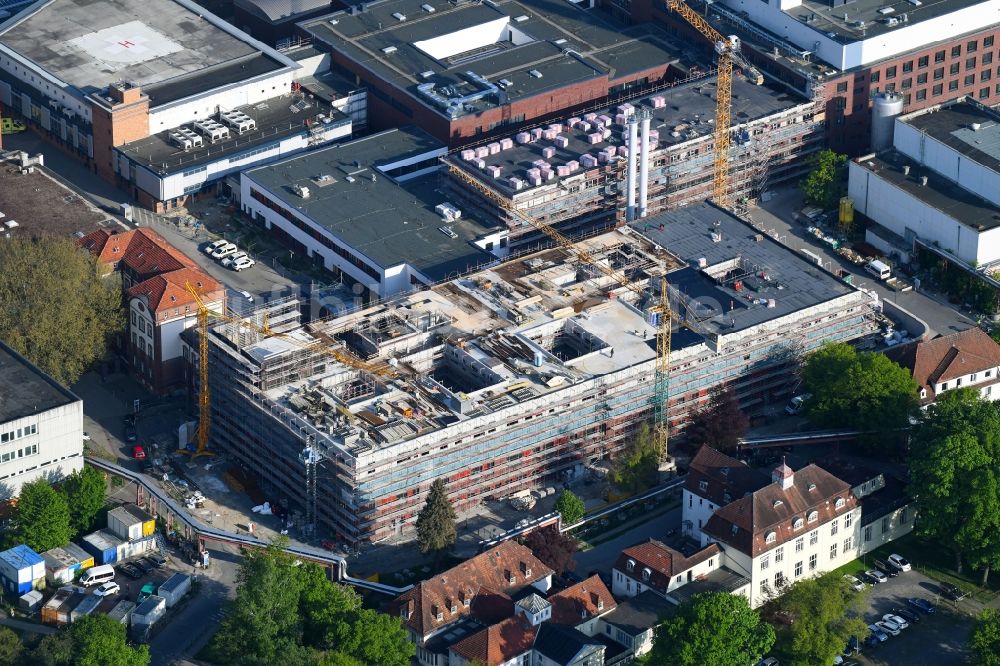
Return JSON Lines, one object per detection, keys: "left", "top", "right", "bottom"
{"left": 554, "top": 136, "right": 569, "bottom": 148}
{"left": 461, "top": 149, "right": 476, "bottom": 161}
{"left": 499, "top": 137, "right": 514, "bottom": 149}
{"left": 650, "top": 95, "right": 666, "bottom": 108}
{"left": 486, "top": 164, "right": 502, "bottom": 178}
{"left": 516, "top": 132, "right": 531, "bottom": 144}
{"left": 542, "top": 146, "right": 556, "bottom": 159}
{"left": 487, "top": 142, "right": 501, "bottom": 155}
{"left": 580, "top": 154, "right": 598, "bottom": 168}
{"left": 587, "top": 132, "right": 603, "bottom": 145}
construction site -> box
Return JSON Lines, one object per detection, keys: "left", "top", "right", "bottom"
{"left": 441, "top": 75, "right": 825, "bottom": 239}
{"left": 203, "top": 202, "right": 878, "bottom": 545}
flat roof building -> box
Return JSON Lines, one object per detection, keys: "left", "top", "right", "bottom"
{"left": 206, "top": 203, "right": 876, "bottom": 544}
{"left": 241, "top": 126, "right": 508, "bottom": 297}
{"left": 301, "top": 0, "right": 690, "bottom": 146}
{"left": 0, "top": 340, "right": 83, "bottom": 499}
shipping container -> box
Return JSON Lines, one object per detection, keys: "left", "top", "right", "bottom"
{"left": 18, "top": 589, "right": 43, "bottom": 613}
{"left": 0, "top": 545, "right": 45, "bottom": 596}
{"left": 107, "top": 505, "right": 156, "bottom": 541}
{"left": 157, "top": 573, "right": 191, "bottom": 608}
{"left": 80, "top": 530, "right": 125, "bottom": 565}
{"left": 42, "top": 547, "right": 77, "bottom": 585}
{"left": 63, "top": 543, "right": 94, "bottom": 571}
{"left": 40, "top": 587, "right": 85, "bottom": 626}
{"left": 107, "top": 599, "right": 135, "bottom": 625}
{"left": 131, "top": 595, "right": 166, "bottom": 627}
{"left": 70, "top": 594, "right": 102, "bottom": 622}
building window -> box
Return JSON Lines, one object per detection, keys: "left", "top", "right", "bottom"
{"left": 831, "top": 519, "right": 839, "bottom": 536}
{"left": 760, "top": 580, "right": 768, "bottom": 595}
{"left": 983, "top": 70, "right": 993, "bottom": 82}
{"left": 795, "top": 537, "right": 804, "bottom": 553}
{"left": 952, "top": 46, "right": 962, "bottom": 58}
{"left": 918, "top": 55, "right": 929, "bottom": 68}
{"left": 967, "top": 74, "right": 977, "bottom": 86}
{"left": 886, "top": 66, "right": 897, "bottom": 79}
{"left": 835, "top": 498, "right": 846, "bottom": 510}
{"left": 870, "top": 71, "right": 881, "bottom": 83}
{"left": 918, "top": 72, "right": 929, "bottom": 84}
{"left": 808, "top": 511, "right": 819, "bottom": 523}
{"left": 793, "top": 518, "right": 804, "bottom": 530}
{"left": 948, "top": 64, "right": 959, "bottom": 76}
{"left": 837, "top": 81, "right": 848, "bottom": 92}
{"left": 809, "top": 554, "right": 818, "bottom": 571}
{"left": 761, "top": 554, "right": 770, "bottom": 570}
{"left": 933, "top": 84, "right": 943, "bottom": 96}
{"left": 934, "top": 67, "right": 944, "bottom": 80}
{"left": 765, "top": 532, "right": 777, "bottom": 544}
{"left": 776, "top": 547, "right": 784, "bottom": 563}
{"left": 830, "top": 543, "right": 838, "bottom": 559}
{"left": 902, "top": 61, "right": 913, "bottom": 73}
{"left": 967, "top": 57, "right": 978, "bottom": 70}
{"left": 985, "top": 52, "right": 994, "bottom": 65}
{"left": 795, "top": 561, "right": 803, "bottom": 577}
{"left": 981, "top": 87, "right": 991, "bottom": 99}
{"left": 810, "top": 530, "right": 818, "bottom": 546}
{"left": 968, "top": 40, "right": 979, "bottom": 53}
{"left": 942, "top": 382, "right": 949, "bottom": 391}
{"left": 935, "top": 50, "right": 946, "bottom": 63}
{"left": 864, "top": 525, "right": 872, "bottom": 542}
{"left": 775, "top": 572, "right": 784, "bottom": 588}
{"left": 916, "top": 90, "right": 927, "bottom": 101}
{"left": 845, "top": 513, "right": 853, "bottom": 529}
{"left": 901, "top": 78, "right": 912, "bottom": 90}
{"left": 699, "top": 480, "right": 708, "bottom": 492}
{"left": 986, "top": 36, "right": 995, "bottom": 48}
{"left": 882, "top": 517, "right": 891, "bottom": 533}
{"left": 844, "top": 537, "right": 853, "bottom": 552}
{"left": 950, "top": 80, "right": 960, "bottom": 91}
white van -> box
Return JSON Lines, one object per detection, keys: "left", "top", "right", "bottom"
{"left": 865, "top": 259, "right": 891, "bottom": 281}
{"left": 80, "top": 564, "right": 115, "bottom": 586}
{"left": 785, "top": 394, "right": 812, "bottom": 415}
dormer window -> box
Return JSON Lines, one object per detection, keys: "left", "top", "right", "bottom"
{"left": 808, "top": 510, "right": 819, "bottom": 523}
{"left": 765, "top": 531, "right": 777, "bottom": 543}
{"left": 773, "top": 500, "right": 783, "bottom": 508}
{"left": 626, "top": 559, "right": 635, "bottom": 572}
{"left": 432, "top": 604, "right": 443, "bottom": 621}
{"left": 920, "top": 388, "right": 927, "bottom": 399}
{"left": 699, "top": 480, "right": 708, "bottom": 492}
{"left": 835, "top": 497, "right": 846, "bottom": 509}
{"left": 642, "top": 567, "right": 651, "bottom": 581}
{"left": 723, "top": 492, "right": 732, "bottom": 503}
{"left": 793, "top": 518, "right": 804, "bottom": 530}
{"left": 597, "top": 598, "right": 604, "bottom": 610}
{"left": 731, "top": 524, "right": 739, "bottom": 536}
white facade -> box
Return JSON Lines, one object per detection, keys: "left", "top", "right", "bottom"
{"left": 718, "top": 0, "right": 1000, "bottom": 70}
{"left": 611, "top": 550, "right": 721, "bottom": 599}
{"left": 931, "top": 365, "right": 1000, "bottom": 400}
{"left": 0, "top": 399, "right": 83, "bottom": 500}
{"left": 859, "top": 504, "right": 916, "bottom": 555}
{"left": 682, "top": 487, "right": 723, "bottom": 544}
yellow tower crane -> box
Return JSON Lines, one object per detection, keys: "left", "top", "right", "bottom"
{"left": 667, "top": 0, "right": 764, "bottom": 209}
{"left": 183, "top": 283, "right": 394, "bottom": 458}
{"left": 446, "top": 165, "right": 674, "bottom": 468}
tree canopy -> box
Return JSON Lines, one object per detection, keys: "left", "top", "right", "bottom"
{"left": 61, "top": 466, "right": 107, "bottom": 535}
{"left": 554, "top": 490, "right": 585, "bottom": 526}
{"left": 685, "top": 386, "right": 750, "bottom": 452}
{"left": 800, "top": 149, "right": 848, "bottom": 210}
{"left": 767, "top": 573, "right": 867, "bottom": 666}
{"left": 0, "top": 627, "right": 22, "bottom": 666}
{"left": 973, "top": 609, "right": 1000, "bottom": 666}
{"left": 610, "top": 421, "right": 659, "bottom": 494}
{"left": 0, "top": 236, "right": 123, "bottom": 386}
{"left": 210, "top": 539, "right": 413, "bottom": 666}
{"left": 416, "top": 479, "right": 457, "bottom": 560}
{"left": 800, "top": 342, "right": 918, "bottom": 442}
{"left": 9, "top": 478, "right": 72, "bottom": 552}
{"left": 522, "top": 526, "right": 578, "bottom": 575}
{"left": 910, "top": 389, "right": 1000, "bottom": 580}
{"left": 25, "top": 614, "right": 149, "bottom": 666}
{"left": 651, "top": 592, "right": 774, "bottom": 666}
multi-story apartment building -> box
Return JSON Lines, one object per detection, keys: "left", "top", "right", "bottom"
{"left": 0, "top": 341, "right": 83, "bottom": 499}
{"left": 205, "top": 203, "right": 876, "bottom": 544}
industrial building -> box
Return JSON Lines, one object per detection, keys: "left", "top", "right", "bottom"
{"left": 240, "top": 126, "right": 508, "bottom": 298}
{"left": 443, "top": 75, "right": 823, "bottom": 237}
{"left": 638, "top": 0, "right": 1000, "bottom": 154}
{"left": 300, "top": 0, "right": 693, "bottom": 146}
{"left": 206, "top": 202, "right": 876, "bottom": 544}
{"left": 849, "top": 97, "right": 1000, "bottom": 270}
{"left": 0, "top": 0, "right": 350, "bottom": 210}
{"left": 0, "top": 341, "right": 83, "bottom": 500}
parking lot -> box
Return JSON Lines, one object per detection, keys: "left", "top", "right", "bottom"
{"left": 854, "top": 568, "right": 974, "bottom": 665}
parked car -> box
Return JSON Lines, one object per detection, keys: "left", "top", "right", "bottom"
{"left": 756, "top": 659, "right": 779, "bottom": 666}
{"left": 843, "top": 574, "right": 865, "bottom": 592}
{"left": 874, "top": 559, "right": 898, "bottom": 577}
{"left": 893, "top": 607, "right": 921, "bottom": 624}
{"left": 907, "top": 597, "right": 937, "bottom": 614}
{"left": 888, "top": 553, "right": 912, "bottom": 572}
{"left": 119, "top": 562, "right": 142, "bottom": 579}
{"left": 882, "top": 613, "right": 909, "bottom": 630}
{"left": 862, "top": 633, "right": 880, "bottom": 649}
{"left": 204, "top": 240, "right": 228, "bottom": 256}
{"left": 940, "top": 582, "right": 969, "bottom": 601}
{"left": 211, "top": 242, "right": 238, "bottom": 259}
{"left": 132, "top": 445, "right": 146, "bottom": 460}
{"left": 125, "top": 425, "right": 138, "bottom": 442}
{"left": 867, "top": 624, "right": 889, "bottom": 642}
{"left": 139, "top": 556, "right": 159, "bottom": 571}
{"left": 857, "top": 571, "right": 878, "bottom": 586}
{"left": 866, "top": 569, "right": 888, "bottom": 584}
{"left": 133, "top": 558, "right": 154, "bottom": 575}
{"left": 221, "top": 251, "right": 248, "bottom": 268}
{"left": 137, "top": 582, "right": 156, "bottom": 604}
{"left": 147, "top": 553, "right": 167, "bottom": 568}
{"left": 94, "top": 581, "right": 120, "bottom": 597}
{"left": 843, "top": 635, "right": 861, "bottom": 655}
{"left": 875, "top": 621, "right": 900, "bottom": 637}
{"left": 231, "top": 256, "right": 255, "bottom": 271}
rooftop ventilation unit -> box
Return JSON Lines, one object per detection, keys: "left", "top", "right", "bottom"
{"left": 421, "top": 3, "right": 435, "bottom": 10}
{"left": 382, "top": 46, "right": 397, "bottom": 54}
{"left": 420, "top": 71, "right": 435, "bottom": 79}
{"left": 907, "top": 0, "right": 921, "bottom": 5}
{"left": 220, "top": 110, "right": 256, "bottom": 134}
{"left": 193, "top": 119, "right": 230, "bottom": 142}
{"left": 514, "top": 14, "right": 529, "bottom": 21}
{"left": 169, "top": 127, "right": 203, "bottom": 151}
{"left": 528, "top": 69, "right": 543, "bottom": 78}
{"left": 392, "top": 11, "right": 406, "bottom": 20}
{"left": 439, "top": 226, "right": 459, "bottom": 238}
{"left": 554, "top": 38, "right": 567, "bottom": 45}
{"left": 877, "top": 6, "right": 895, "bottom": 14}
{"left": 293, "top": 184, "right": 310, "bottom": 198}
{"left": 499, "top": 78, "right": 513, "bottom": 87}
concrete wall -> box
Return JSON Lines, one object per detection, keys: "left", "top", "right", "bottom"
{"left": 0, "top": 400, "right": 83, "bottom": 499}
{"left": 859, "top": 504, "right": 916, "bottom": 555}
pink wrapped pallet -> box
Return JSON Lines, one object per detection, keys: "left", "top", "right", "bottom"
{"left": 556, "top": 165, "right": 571, "bottom": 177}
{"left": 648, "top": 130, "right": 660, "bottom": 141}
{"left": 487, "top": 142, "right": 501, "bottom": 155}
{"left": 515, "top": 132, "right": 531, "bottom": 144}
{"left": 554, "top": 136, "right": 569, "bottom": 148}
{"left": 475, "top": 146, "right": 489, "bottom": 158}
{"left": 527, "top": 168, "right": 540, "bottom": 179}
{"left": 615, "top": 113, "right": 627, "bottom": 126}
{"left": 499, "top": 137, "right": 514, "bottom": 149}
{"left": 567, "top": 117, "right": 581, "bottom": 127}
{"left": 580, "top": 154, "right": 598, "bottom": 168}
{"left": 548, "top": 123, "right": 562, "bottom": 133}
{"left": 461, "top": 149, "right": 476, "bottom": 161}
{"left": 542, "top": 146, "right": 556, "bottom": 158}
{"left": 603, "top": 147, "right": 617, "bottom": 160}
{"left": 509, "top": 177, "right": 523, "bottom": 190}
{"left": 532, "top": 159, "right": 548, "bottom": 168}
{"left": 650, "top": 95, "right": 666, "bottom": 108}
{"left": 583, "top": 112, "right": 597, "bottom": 122}
{"left": 530, "top": 128, "right": 543, "bottom": 141}
{"left": 617, "top": 146, "right": 628, "bottom": 157}
{"left": 542, "top": 129, "right": 557, "bottom": 141}
{"left": 486, "top": 165, "right": 502, "bottom": 178}
{"left": 597, "top": 151, "right": 610, "bottom": 163}
{"left": 578, "top": 121, "right": 591, "bottom": 132}
{"left": 618, "top": 103, "right": 634, "bottom": 115}
{"left": 601, "top": 129, "right": 612, "bottom": 140}
{"left": 528, "top": 176, "right": 542, "bottom": 187}
{"left": 597, "top": 114, "right": 612, "bottom": 127}
{"left": 473, "top": 158, "right": 486, "bottom": 168}
{"left": 567, "top": 160, "right": 579, "bottom": 172}
{"left": 587, "top": 132, "right": 603, "bottom": 145}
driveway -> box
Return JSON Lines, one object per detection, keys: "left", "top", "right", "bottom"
{"left": 572, "top": 505, "right": 681, "bottom": 577}
{"left": 855, "top": 569, "right": 974, "bottom": 665}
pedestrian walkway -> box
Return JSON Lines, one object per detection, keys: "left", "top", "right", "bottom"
{"left": 0, "top": 612, "right": 57, "bottom": 635}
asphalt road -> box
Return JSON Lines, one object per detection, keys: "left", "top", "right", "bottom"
{"left": 749, "top": 187, "right": 974, "bottom": 339}
{"left": 572, "top": 505, "right": 681, "bottom": 576}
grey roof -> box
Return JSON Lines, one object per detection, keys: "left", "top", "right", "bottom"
{"left": 296, "top": 70, "right": 365, "bottom": 104}
{"left": 902, "top": 99, "right": 1000, "bottom": 173}
{"left": 666, "top": 567, "right": 751, "bottom": 605}
{"left": 515, "top": 592, "right": 550, "bottom": 613}
{"left": 301, "top": 0, "right": 683, "bottom": 119}
{"left": 244, "top": 127, "right": 500, "bottom": 281}
{"left": 118, "top": 92, "right": 349, "bottom": 175}
{"left": 158, "top": 572, "right": 191, "bottom": 593}
{"left": 0, "top": 339, "right": 78, "bottom": 425}
{"left": 855, "top": 150, "right": 1000, "bottom": 231}
{"left": 0, "top": 0, "right": 289, "bottom": 100}
{"left": 532, "top": 623, "right": 603, "bottom": 665}
{"left": 603, "top": 590, "right": 675, "bottom": 637}
{"left": 234, "top": 0, "right": 333, "bottom": 22}
{"left": 631, "top": 202, "right": 855, "bottom": 341}
{"left": 782, "top": 0, "right": 988, "bottom": 45}
{"left": 109, "top": 504, "right": 154, "bottom": 524}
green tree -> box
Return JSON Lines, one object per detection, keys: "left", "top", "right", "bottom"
{"left": 315, "top": 654, "right": 365, "bottom": 666}
{"left": 685, "top": 385, "right": 750, "bottom": 452}
{"left": 768, "top": 573, "right": 868, "bottom": 666}
{"left": 554, "top": 489, "right": 585, "bottom": 526}
{"left": 70, "top": 615, "right": 150, "bottom": 666}
{"left": 9, "top": 478, "right": 72, "bottom": 552}
{"left": 522, "top": 525, "right": 578, "bottom": 575}
{"left": 0, "top": 236, "right": 123, "bottom": 386}
{"left": 651, "top": 592, "right": 774, "bottom": 665}
{"left": 610, "top": 421, "right": 660, "bottom": 494}
{"left": 910, "top": 389, "right": 1000, "bottom": 579}
{"left": 298, "top": 564, "right": 362, "bottom": 647}
{"left": 0, "top": 627, "right": 22, "bottom": 666}
{"left": 416, "top": 479, "right": 457, "bottom": 563}
{"left": 326, "top": 608, "right": 413, "bottom": 666}
{"left": 801, "top": 342, "right": 918, "bottom": 444}
{"left": 61, "top": 466, "right": 107, "bottom": 535}
{"left": 31, "top": 631, "right": 73, "bottom": 666}
{"left": 973, "top": 608, "right": 1000, "bottom": 666}
{"left": 800, "top": 149, "right": 848, "bottom": 210}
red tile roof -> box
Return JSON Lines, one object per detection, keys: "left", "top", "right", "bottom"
{"left": 127, "top": 267, "right": 220, "bottom": 313}
{"left": 703, "top": 463, "right": 856, "bottom": 557}
{"left": 387, "top": 540, "right": 553, "bottom": 637}
{"left": 685, "top": 445, "right": 769, "bottom": 507}
{"left": 548, "top": 575, "right": 616, "bottom": 625}
{"left": 612, "top": 540, "right": 720, "bottom": 593}
{"left": 885, "top": 327, "right": 1000, "bottom": 403}
{"left": 450, "top": 615, "right": 537, "bottom": 665}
